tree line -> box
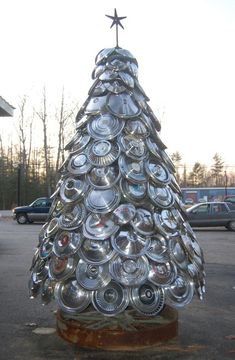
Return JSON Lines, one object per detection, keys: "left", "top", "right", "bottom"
{"left": 0, "top": 94, "right": 234, "bottom": 209}
{"left": 171, "top": 151, "right": 235, "bottom": 188}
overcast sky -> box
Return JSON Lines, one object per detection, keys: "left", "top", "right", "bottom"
{"left": 1, "top": 0, "right": 235, "bottom": 168}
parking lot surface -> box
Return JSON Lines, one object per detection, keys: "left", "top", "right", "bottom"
{"left": 0, "top": 218, "right": 235, "bottom": 359}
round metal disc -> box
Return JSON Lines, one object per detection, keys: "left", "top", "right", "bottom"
{"left": 109, "top": 254, "right": 149, "bottom": 286}
{"left": 32, "top": 259, "right": 49, "bottom": 284}
{"left": 165, "top": 273, "right": 195, "bottom": 308}
{"left": 118, "top": 155, "right": 147, "bottom": 184}
{"left": 111, "top": 229, "right": 150, "bottom": 258}
{"left": 113, "top": 203, "right": 136, "bottom": 225}
{"left": 129, "top": 282, "right": 165, "bottom": 316}
{"left": 48, "top": 254, "right": 78, "bottom": 281}
{"left": 106, "top": 93, "right": 141, "bottom": 118}
{"left": 87, "top": 166, "right": 120, "bottom": 189}
{"left": 76, "top": 260, "right": 111, "bottom": 290}
{"left": 55, "top": 278, "right": 91, "bottom": 314}
{"left": 146, "top": 234, "right": 169, "bottom": 263}
{"left": 85, "top": 95, "right": 107, "bottom": 115}
{"left": 67, "top": 153, "right": 92, "bottom": 175}
{"left": 87, "top": 113, "right": 125, "bottom": 140}
{"left": 92, "top": 280, "right": 129, "bottom": 316}
{"left": 168, "top": 236, "right": 189, "bottom": 270}
{"left": 83, "top": 213, "right": 119, "bottom": 240}
{"left": 53, "top": 231, "right": 82, "bottom": 258}
{"left": 39, "top": 238, "right": 53, "bottom": 260}
{"left": 131, "top": 208, "right": 155, "bottom": 236}
{"left": 125, "top": 118, "right": 149, "bottom": 137}
{"left": 145, "top": 159, "right": 170, "bottom": 185}
{"left": 118, "top": 134, "right": 148, "bottom": 160}
{"left": 41, "top": 278, "right": 56, "bottom": 305}
{"left": 120, "top": 178, "right": 147, "bottom": 205}
{"left": 85, "top": 186, "right": 121, "bottom": 214}
{"left": 147, "top": 184, "right": 174, "bottom": 208}
{"left": 87, "top": 140, "right": 120, "bottom": 167}
{"left": 58, "top": 203, "right": 86, "bottom": 230}
{"left": 60, "top": 177, "right": 88, "bottom": 203}
{"left": 78, "top": 238, "right": 115, "bottom": 265}
{"left": 104, "top": 81, "right": 126, "bottom": 94}
{"left": 148, "top": 259, "right": 177, "bottom": 286}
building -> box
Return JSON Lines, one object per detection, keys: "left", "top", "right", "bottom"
{"left": 0, "top": 96, "right": 15, "bottom": 117}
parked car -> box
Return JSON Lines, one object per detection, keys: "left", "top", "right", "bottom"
{"left": 224, "top": 195, "right": 235, "bottom": 205}
{"left": 186, "top": 201, "right": 235, "bottom": 231}
{"left": 12, "top": 197, "right": 52, "bottom": 224}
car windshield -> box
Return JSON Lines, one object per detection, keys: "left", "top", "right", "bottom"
{"left": 30, "top": 199, "right": 48, "bottom": 207}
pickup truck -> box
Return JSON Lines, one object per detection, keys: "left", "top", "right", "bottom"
{"left": 12, "top": 197, "right": 52, "bottom": 224}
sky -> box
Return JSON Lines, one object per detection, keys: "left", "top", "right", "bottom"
{"left": 1, "top": 0, "right": 235, "bottom": 168}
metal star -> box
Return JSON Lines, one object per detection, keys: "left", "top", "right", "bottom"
{"left": 105, "top": 9, "right": 127, "bottom": 47}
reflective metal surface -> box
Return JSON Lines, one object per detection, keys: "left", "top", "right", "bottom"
{"left": 129, "top": 282, "right": 165, "bottom": 316}
{"left": 131, "top": 208, "right": 155, "bottom": 235}
{"left": 85, "top": 186, "right": 121, "bottom": 214}
{"left": 125, "top": 118, "right": 149, "bottom": 137}
{"left": 67, "top": 153, "right": 92, "bottom": 175}
{"left": 119, "top": 155, "right": 147, "bottom": 183}
{"left": 87, "top": 140, "right": 120, "bottom": 167}
{"left": 60, "top": 177, "right": 88, "bottom": 203}
{"left": 53, "top": 231, "right": 82, "bottom": 258}
{"left": 76, "top": 260, "right": 111, "bottom": 290}
{"left": 145, "top": 159, "right": 170, "bottom": 185}
{"left": 49, "top": 255, "right": 78, "bottom": 281}
{"left": 32, "top": 259, "right": 49, "bottom": 284}
{"left": 58, "top": 203, "right": 86, "bottom": 230}
{"left": 87, "top": 113, "right": 125, "bottom": 140}
{"left": 169, "top": 236, "right": 188, "bottom": 270}
{"left": 148, "top": 259, "right": 177, "bottom": 286}
{"left": 118, "top": 134, "right": 147, "bottom": 160}
{"left": 78, "top": 238, "right": 115, "bottom": 265}
{"left": 106, "top": 93, "right": 141, "bottom": 118}
{"left": 165, "top": 273, "right": 195, "bottom": 308}
{"left": 39, "top": 238, "right": 53, "bottom": 260}
{"left": 55, "top": 277, "right": 91, "bottom": 314}
{"left": 104, "top": 81, "right": 126, "bottom": 94}
{"left": 146, "top": 234, "right": 169, "bottom": 263}
{"left": 46, "top": 218, "right": 59, "bottom": 236}
{"left": 148, "top": 184, "right": 174, "bottom": 208}
{"left": 92, "top": 280, "right": 129, "bottom": 316}
{"left": 113, "top": 203, "right": 136, "bottom": 225}
{"left": 111, "top": 229, "right": 150, "bottom": 258}
{"left": 41, "top": 278, "right": 56, "bottom": 305}
{"left": 85, "top": 95, "right": 107, "bottom": 114}
{"left": 109, "top": 254, "right": 149, "bottom": 286}
{"left": 65, "top": 132, "right": 91, "bottom": 153}
{"left": 29, "top": 45, "right": 205, "bottom": 316}
{"left": 83, "top": 213, "right": 119, "bottom": 240}
{"left": 120, "top": 178, "right": 147, "bottom": 205}
{"left": 87, "top": 166, "right": 120, "bottom": 189}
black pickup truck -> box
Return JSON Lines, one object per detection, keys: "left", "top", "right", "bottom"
{"left": 12, "top": 197, "right": 52, "bottom": 224}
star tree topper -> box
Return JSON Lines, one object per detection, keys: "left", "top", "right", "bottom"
{"left": 106, "top": 9, "right": 127, "bottom": 48}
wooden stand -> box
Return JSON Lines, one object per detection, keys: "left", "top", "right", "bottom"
{"left": 56, "top": 306, "right": 178, "bottom": 351}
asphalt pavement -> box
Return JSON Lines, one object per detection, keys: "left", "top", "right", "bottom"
{"left": 0, "top": 217, "right": 235, "bottom": 360}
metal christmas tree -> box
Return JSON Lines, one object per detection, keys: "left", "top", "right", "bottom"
{"left": 29, "top": 10, "right": 205, "bottom": 320}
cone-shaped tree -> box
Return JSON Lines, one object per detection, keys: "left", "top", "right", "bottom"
{"left": 29, "top": 15, "right": 205, "bottom": 318}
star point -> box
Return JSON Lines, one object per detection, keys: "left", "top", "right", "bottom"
{"left": 105, "top": 8, "right": 127, "bottom": 47}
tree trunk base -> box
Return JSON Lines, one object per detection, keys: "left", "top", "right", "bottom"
{"left": 56, "top": 306, "right": 178, "bottom": 351}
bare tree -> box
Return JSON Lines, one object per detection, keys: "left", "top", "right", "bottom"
{"left": 55, "top": 89, "right": 76, "bottom": 174}
{"left": 35, "top": 88, "right": 52, "bottom": 196}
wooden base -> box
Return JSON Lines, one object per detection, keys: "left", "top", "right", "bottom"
{"left": 56, "top": 306, "right": 178, "bottom": 351}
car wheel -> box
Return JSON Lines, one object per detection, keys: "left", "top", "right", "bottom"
{"left": 16, "top": 213, "right": 28, "bottom": 224}
{"left": 227, "top": 221, "right": 235, "bottom": 231}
